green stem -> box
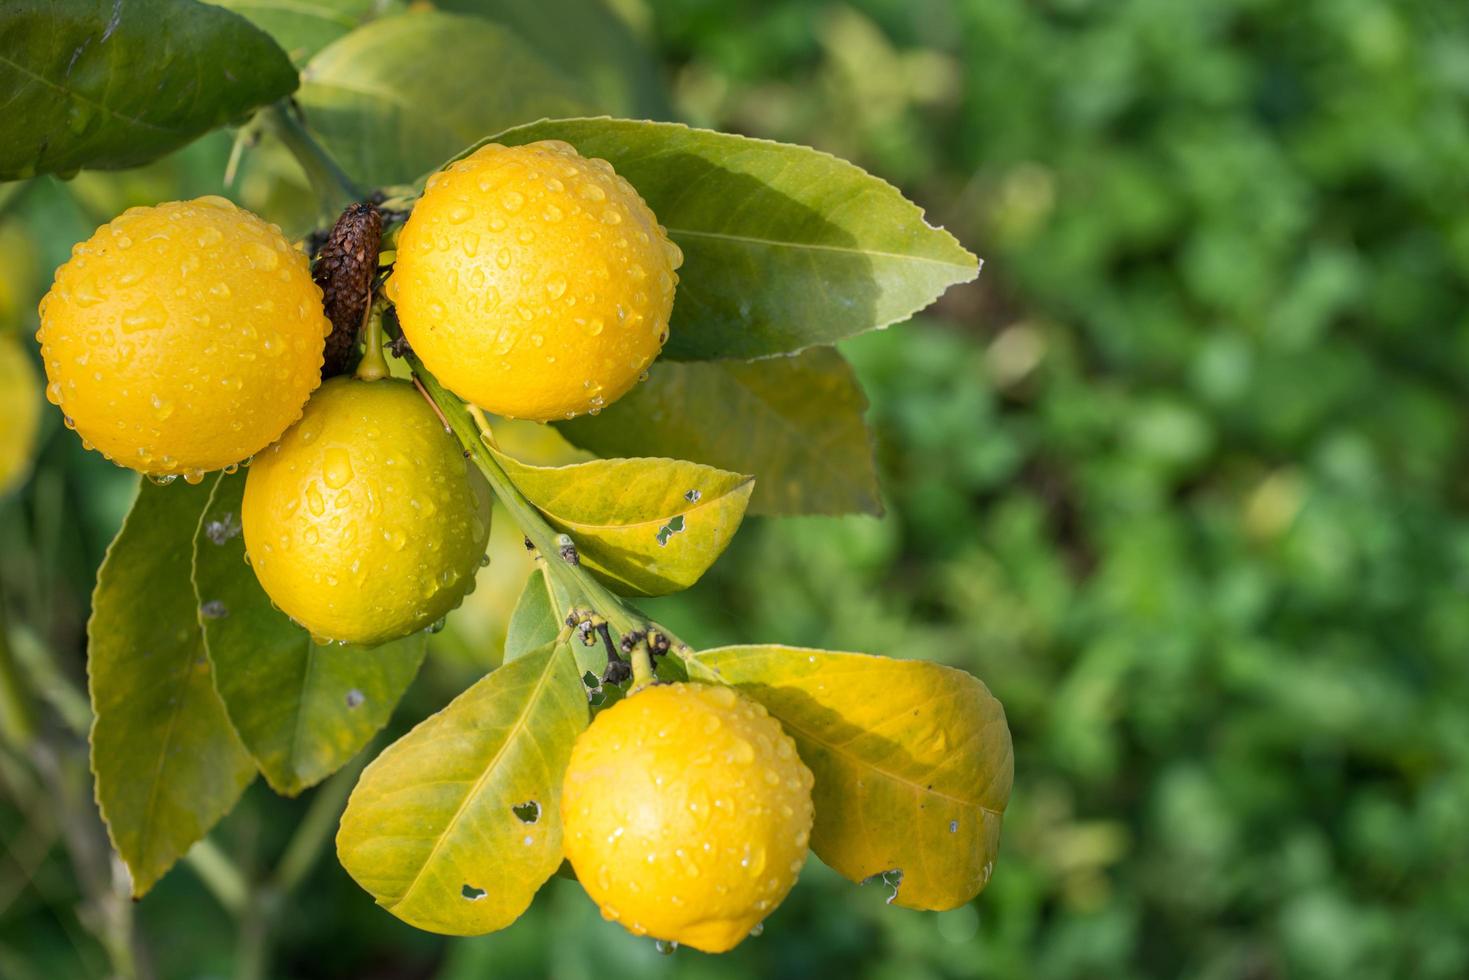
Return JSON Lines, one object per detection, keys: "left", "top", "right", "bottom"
{"left": 184, "top": 839, "right": 249, "bottom": 917}
{"left": 260, "top": 102, "right": 362, "bottom": 219}
{"left": 398, "top": 336, "right": 645, "bottom": 637}
{"left": 270, "top": 750, "right": 367, "bottom": 895}
{"left": 353, "top": 302, "right": 389, "bottom": 382}
{"left": 629, "top": 639, "right": 655, "bottom": 689}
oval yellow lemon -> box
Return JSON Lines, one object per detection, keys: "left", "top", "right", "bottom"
{"left": 37, "top": 196, "right": 328, "bottom": 480}
{"left": 241, "top": 377, "right": 492, "bottom": 645}
{"left": 561, "top": 682, "right": 814, "bottom": 953}
{"left": 390, "top": 140, "right": 683, "bottom": 421}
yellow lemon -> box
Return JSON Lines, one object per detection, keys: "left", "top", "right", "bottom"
{"left": 389, "top": 140, "right": 683, "bottom": 421}
{"left": 561, "top": 682, "right": 814, "bottom": 953}
{"left": 37, "top": 196, "right": 328, "bottom": 481}
{"left": 0, "top": 333, "right": 41, "bottom": 495}
{"left": 241, "top": 377, "right": 492, "bottom": 645}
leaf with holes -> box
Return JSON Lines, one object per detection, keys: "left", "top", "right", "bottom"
{"left": 88, "top": 479, "right": 256, "bottom": 897}
{"left": 458, "top": 117, "right": 979, "bottom": 362}
{"left": 336, "top": 642, "right": 587, "bottom": 934}
{"left": 213, "top": 0, "right": 390, "bottom": 66}
{"left": 0, "top": 0, "right": 297, "bottom": 180}
{"left": 490, "top": 447, "right": 753, "bottom": 596}
{"left": 690, "top": 646, "right": 1013, "bottom": 911}
{"left": 296, "top": 11, "right": 589, "bottom": 187}
{"left": 558, "top": 346, "right": 880, "bottom": 516}
{"left": 192, "top": 471, "right": 426, "bottom": 797}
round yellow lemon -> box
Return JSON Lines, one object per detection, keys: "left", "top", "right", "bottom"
{"left": 0, "top": 333, "right": 41, "bottom": 495}
{"left": 37, "top": 196, "right": 329, "bottom": 480}
{"left": 561, "top": 682, "right": 814, "bottom": 953}
{"left": 389, "top": 140, "right": 683, "bottom": 421}
{"left": 241, "top": 377, "right": 492, "bottom": 645}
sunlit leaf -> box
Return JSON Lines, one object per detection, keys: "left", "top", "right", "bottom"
{"left": 88, "top": 479, "right": 255, "bottom": 897}
{"left": 337, "top": 642, "right": 587, "bottom": 934}
{"left": 491, "top": 447, "right": 753, "bottom": 595}
{"left": 691, "top": 646, "right": 1013, "bottom": 911}
{"left": 0, "top": 0, "right": 297, "bottom": 180}
{"left": 431, "top": 0, "right": 669, "bottom": 118}
{"left": 192, "top": 471, "right": 426, "bottom": 797}
{"left": 474, "top": 117, "right": 979, "bottom": 361}
{"left": 558, "top": 346, "right": 880, "bottom": 516}
{"left": 297, "top": 10, "right": 589, "bottom": 187}
{"left": 215, "top": 0, "right": 395, "bottom": 65}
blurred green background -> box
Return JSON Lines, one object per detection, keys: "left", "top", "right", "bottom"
{"left": 6, "top": 0, "right": 1469, "bottom": 976}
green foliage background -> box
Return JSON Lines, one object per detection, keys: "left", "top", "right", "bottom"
{"left": 4, "top": 0, "right": 1469, "bottom": 977}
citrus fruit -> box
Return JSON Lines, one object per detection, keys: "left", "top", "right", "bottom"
{"left": 241, "top": 376, "right": 493, "bottom": 645}
{"left": 561, "top": 682, "right": 814, "bottom": 953}
{"left": 0, "top": 333, "right": 41, "bottom": 495}
{"left": 36, "top": 196, "right": 329, "bottom": 481}
{"left": 388, "top": 140, "right": 683, "bottom": 421}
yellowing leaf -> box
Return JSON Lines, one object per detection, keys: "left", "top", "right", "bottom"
{"left": 691, "top": 646, "right": 1013, "bottom": 911}
{"left": 490, "top": 447, "right": 754, "bottom": 596}
{"left": 336, "top": 643, "right": 587, "bottom": 935}
{"left": 89, "top": 479, "right": 256, "bottom": 897}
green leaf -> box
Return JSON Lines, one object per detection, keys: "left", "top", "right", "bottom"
{"left": 431, "top": 0, "right": 670, "bottom": 118}
{"left": 504, "top": 569, "right": 560, "bottom": 662}
{"left": 88, "top": 479, "right": 256, "bottom": 897}
{"left": 557, "top": 346, "right": 881, "bottom": 516}
{"left": 490, "top": 447, "right": 753, "bottom": 595}
{"left": 691, "top": 646, "right": 1013, "bottom": 911}
{"left": 192, "top": 472, "right": 426, "bottom": 797}
{"left": 214, "top": 0, "right": 396, "bottom": 66}
{"left": 337, "top": 642, "right": 587, "bottom": 935}
{"left": 296, "top": 10, "right": 589, "bottom": 187}
{"left": 480, "top": 117, "right": 979, "bottom": 361}
{"left": 0, "top": 0, "right": 298, "bottom": 181}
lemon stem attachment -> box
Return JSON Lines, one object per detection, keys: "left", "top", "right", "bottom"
{"left": 354, "top": 300, "right": 389, "bottom": 382}
{"left": 628, "top": 637, "right": 656, "bottom": 689}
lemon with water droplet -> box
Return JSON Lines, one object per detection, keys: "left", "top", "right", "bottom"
{"left": 36, "top": 197, "right": 328, "bottom": 477}
{"left": 561, "top": 682, "right": 814, "bottom": 953}
{"left": 389, "top": 141, "right": 683, "bottom": 421}
{"left": 0, "top": 333, "right": 41, "bottom": 495}
{"left": 241, "top": 377, "right": 492, "bottom": 645}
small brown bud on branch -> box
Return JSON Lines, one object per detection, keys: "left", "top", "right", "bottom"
{"left": 313, "top": 203, "right": 382, "bottom": 378}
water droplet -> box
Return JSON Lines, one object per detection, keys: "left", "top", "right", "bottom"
{"left": 447, "top": 204, "right": 474, "bottom": 224}
{"left": 323, "top": 448, "right": 354, "bottom": 489}
{"left": 501, "top": 190, "right": 524, "bottom": 211}
{"left": 654, "top": 940, "right": 678, "bottom": 956}
{"left": 306, "top": 485, "right": 325, "bottom": 517}
{"left": 546, "top": 277, "right": 567, "bottom": 300}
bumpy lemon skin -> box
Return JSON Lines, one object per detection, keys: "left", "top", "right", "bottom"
{"left": 36, "top": 196, "right": 329, "bottom": 480}
{"left": 390, "top": 140, "right": 684, "bottom": 422}
{"left": 241, "top": 377, "right": 493, "bottom": 646}
{"left": 0, "top": 334, "right": 41, "bottom": 495}
{"left": 561, "top": 682, "right": 815, "bottom": 953}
